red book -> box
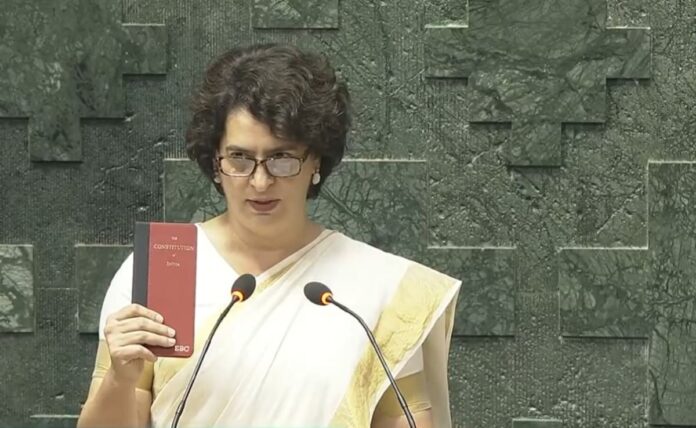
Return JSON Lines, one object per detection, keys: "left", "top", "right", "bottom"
{"left": 132, "top": 222, "right": 197, "bottom": 358}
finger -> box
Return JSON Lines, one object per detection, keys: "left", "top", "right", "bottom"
{"left": 113, "top": 304, "right": 163, "bottom": 323}
{"left": 115, "top": 331, "right": 176, "bottom": 348}
{"left": 117, "top": 317, "right": 176, "bottom": 338}
{"left": 112, "top": 344, "right": 158, "bottom": 363}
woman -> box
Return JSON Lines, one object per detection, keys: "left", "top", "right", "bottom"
{"left": 77, "top": 43, "right": 461, "bottom": 428}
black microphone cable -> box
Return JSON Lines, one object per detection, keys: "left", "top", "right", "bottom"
{"left": 304, "top": 281, "right": 417, "bottom": 428}
{"left": 171, "top": 273, "right": 256, "bottom": 428}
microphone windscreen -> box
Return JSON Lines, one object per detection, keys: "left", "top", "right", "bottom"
{"left": 231, "top": 273, "right": 256, "bottom": 302}
{"left": 304, "top": 282, "right": 332, "bottom": 306}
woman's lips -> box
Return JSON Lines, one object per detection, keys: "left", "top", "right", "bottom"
{"left": 247, "top": 199, "right": 280, "bottom": 213}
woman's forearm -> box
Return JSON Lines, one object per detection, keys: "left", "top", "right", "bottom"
{"left": 371, "top": 409, "right": 433, "bottom": 428}
{"left": 77, "top": 369, "right": 144, "bottom": 428}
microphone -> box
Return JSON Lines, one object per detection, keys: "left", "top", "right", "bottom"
{"left": 171, "top": 273, "right": 256, "bottom": 428}
{"left": 304, "top": 282, "right": 417, "bottom": 428}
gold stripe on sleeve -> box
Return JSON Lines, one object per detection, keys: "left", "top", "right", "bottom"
{"left": 329, "top": 263, "right": 456, "bottom": 427}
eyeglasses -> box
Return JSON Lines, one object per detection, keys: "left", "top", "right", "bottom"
{"left": 216, "top": 150, "right": 311, "bottom": 178}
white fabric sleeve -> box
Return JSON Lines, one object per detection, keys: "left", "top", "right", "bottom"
{"left": 97, "top": 252, "right": 134, "bottom": 340}
{"left": 397, "top": 346, "right": 424, "bottom": 378}
{"left": 423, "top": 284, "right": 461, "bottom": 428}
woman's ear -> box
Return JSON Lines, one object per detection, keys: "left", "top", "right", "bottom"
{"left": 311, "top": 154, "right": 322, "bottom": 172}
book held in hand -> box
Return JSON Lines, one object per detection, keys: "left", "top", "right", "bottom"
{"left": 132, "top": 221, "right": 197, "bottom": 358}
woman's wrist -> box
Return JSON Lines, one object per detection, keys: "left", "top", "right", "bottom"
{"left": 104, "top": 366, "right": 140, "bottom": 391}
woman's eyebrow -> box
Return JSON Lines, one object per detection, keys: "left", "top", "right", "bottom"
{"left": 223, "top": 145, "right": 253, "bottom": 154}
{"left": 223, "top": 144, "right": 301, "bottom": 155}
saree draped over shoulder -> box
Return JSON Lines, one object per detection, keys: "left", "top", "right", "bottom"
{"left": 100, "top": 226, "right": 461, "bottom": 428}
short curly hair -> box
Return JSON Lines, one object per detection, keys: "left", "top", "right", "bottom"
{"left": 185, "top": 43, "right": 351, "bottom": 199}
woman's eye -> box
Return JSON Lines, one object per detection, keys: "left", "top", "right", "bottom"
{"left": 272, "top": 152, "right": 293, "bottom": 158}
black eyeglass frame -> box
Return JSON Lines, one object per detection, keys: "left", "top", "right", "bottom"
{"left": 215, "top": 149, "right": 312, "bottom": 178}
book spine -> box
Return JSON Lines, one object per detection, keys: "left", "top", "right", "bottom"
{"left": 132, "top": 221, "right": 150, "bottom": 306}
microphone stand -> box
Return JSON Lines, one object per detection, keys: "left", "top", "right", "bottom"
{"left": 171, "top": 297, "right": 238, "bottom": 428}
{"left": 329, "top": 297, "right": 417, "bottom": 428}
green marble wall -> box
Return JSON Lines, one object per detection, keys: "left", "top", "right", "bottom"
{"left": 1, "top": 0, "right": 694, "bottom": 427}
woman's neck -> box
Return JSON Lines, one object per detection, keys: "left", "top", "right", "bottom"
{"left": 218, "top": 212, "right": 321, "bottom": 257}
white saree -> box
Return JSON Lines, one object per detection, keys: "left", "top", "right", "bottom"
{"left": 102, "top": 225, "right": 461, "bottom": 428}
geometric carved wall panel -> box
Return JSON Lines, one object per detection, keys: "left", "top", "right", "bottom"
{"left": 310, "top": 160, "right": 428, "bottom": 260}
{"left": 0, "top": 245, "right": 34, "bottom": 333}
{"left": 253, "top": 0, "right": 339, "bottom": 29}
{"left": 75, "top": 245, "right": 132, "bottom": 334}
{"left": 27, "top": 415, "right": 78, "bottom": 428}
{"left": 426, "top": 247, "right": 517, "bottom": 337}
{"left": 512, "top": 418, "right": 563, "bottom": 428}
{"left": 163, "top": 159, "right": 225, "bottom": 223}
{"left": 559, "top": 162, "right": 696, "bottom": 426}
{"left": 559, "top": 248, "right": 649, "bottom": 338}
{"left": 425, "top": 0, "right": 651, "bottom": 167}
{"left": 0, "top": 1, "right": 167, "bottom": 162}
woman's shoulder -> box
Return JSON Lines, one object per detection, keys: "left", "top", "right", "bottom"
{"left": 324, "top": 232, "right": 410, "bottom": 274}
{"left": 327, "top": 231, "right": 458, "bottom": 282}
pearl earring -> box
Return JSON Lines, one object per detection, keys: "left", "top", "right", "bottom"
{"left": 213, "top": 176, "right": 221, "bottom": 183}
{"left": 312, "top": 172, "right": 321, "bottom": 185}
